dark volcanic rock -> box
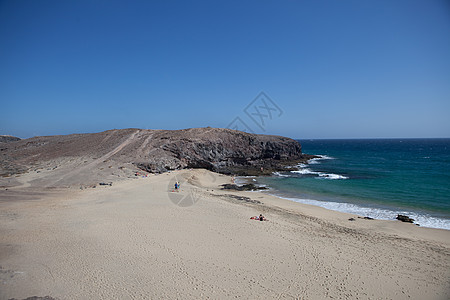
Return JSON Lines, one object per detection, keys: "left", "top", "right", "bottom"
{"left": 0, "top": 135, "right": 21, "bottom": 143}
{"left": 0, "top": 127, "right": 313, "bottom": 182}
{"left": 131, "top": 127, "right": 313, "bottom": 175}
{"left": 396, "top": 214, "right": 415, "bottom": 223}
{"left": 221, "top": 183, "right": 267, "bottom": 191}
{"left": 357, "top": 216, "right": 375, "bottom": 220}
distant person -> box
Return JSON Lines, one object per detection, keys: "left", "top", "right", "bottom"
{"left": 250, "top": 214, "right": 267, "bottom": 221}
{"left": 174, "top": 182, "right": 178, "bottom": 191}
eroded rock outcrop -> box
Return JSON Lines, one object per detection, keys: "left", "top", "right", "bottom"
{"left": 221, "top": 183, "right": 267, "bottom": 191}
{"left": 0, "top": 127, "right": 313, "bottom": 185}
{"left": 135, "top": 128, "right": 313, "bottom": 175}
{"left": 396, "top": 214, "right": 415, "bottom": 223}
{"left": 0, "top": 135, "right": 21, "bottom": 143}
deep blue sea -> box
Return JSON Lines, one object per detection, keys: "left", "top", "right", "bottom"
{"left": 253, "top": 139, "right": 450, "bottom": 230}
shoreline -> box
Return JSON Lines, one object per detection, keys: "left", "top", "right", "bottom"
{"left": 236, "top": 162, "right": 450, "bottom": 231}
{"left": 233, "top": 174, "right": 450, "bottom": 242}
{"left": 274, "top": 193, "right": 450, "bottom": 231}
{"left": 259, "top": 186, "right": 450, "bottom": 231}
{"left": 1, "top": 169, "right": 449, "bottom": 299}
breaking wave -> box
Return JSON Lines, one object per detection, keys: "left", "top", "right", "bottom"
{"left": 277, "top": 196, "right": 450, "bottom": 230}
{"left": 290, "top": 169, "right": 348, "bottom": 180}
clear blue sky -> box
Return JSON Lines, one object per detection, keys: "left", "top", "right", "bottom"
{"left": 1, "top": 0, "right": 449, "bottom": 139}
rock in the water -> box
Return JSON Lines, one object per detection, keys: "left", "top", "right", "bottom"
{"left": 396, "top": 214, "right": 414, "bottom": 223}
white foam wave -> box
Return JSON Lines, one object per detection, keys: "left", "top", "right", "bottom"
{"left": 291, "top": 168, "right": 316, "bottom": 175}
{"left": 308, "top": 155, "right": 334, "bottom": 164}
{"left": 273, "top": 172, "right": 290, "bottom": 177}
{"left": 234, "top": 176, "right": 256, "bottom": 185}
{"left": 320, "top": 155, "right": 334, "bottom": 159}
{"left": 295, "top": 155, "right": 333, "bottom": 168}
{"left": 290, "top": 169, "right": 348, "bottom": 180}
{"left": 319, "top": 173, "right": 348, "bottom": 180}
{"left": 277, "top": 196, "right": 450, "bottom": 230}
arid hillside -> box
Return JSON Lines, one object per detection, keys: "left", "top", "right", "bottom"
{"left": 0, "top": 128, "right": 311, "bottom": 188}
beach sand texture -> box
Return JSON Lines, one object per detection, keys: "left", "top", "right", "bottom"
{"left": 1, "top": 169, "right": 449, "bottom": 299}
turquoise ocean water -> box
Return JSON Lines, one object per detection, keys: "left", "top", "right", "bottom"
{"left": 253, "top": 139, "right": 450, "bottom": 230}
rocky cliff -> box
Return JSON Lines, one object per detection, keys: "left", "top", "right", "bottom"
{"left": 135, "top": 127, "right": 311, "bottom": 175}
{"left": 0, "top": 135, "right": 21, "bottom": 143}
{"left": 0, "top": 128, "right": 312, "bottom": 186}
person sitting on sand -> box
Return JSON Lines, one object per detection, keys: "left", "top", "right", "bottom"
{"left": 250, "top": 214, "right": 267, "bottom": 221}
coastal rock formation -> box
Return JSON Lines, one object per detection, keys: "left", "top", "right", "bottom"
{"left": 0, "top": 128, "right": 312, "bottom": 187}
{"left": 0, "top": 135, "right": 21, "bottom": 143}
{"left": 396, "top": 214, "right": 415, "bottom": 223}
{"left": 221, "top": 183, "right": 268, "bottom": 191}
{"left": 136, "top": 127, "right": 312, "bottom": 175}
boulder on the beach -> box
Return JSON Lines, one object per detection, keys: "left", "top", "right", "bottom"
{"left": 396, "top": 214, "right": 414, "bottom": 223}
{"left": 221, "top": 183, "right": 267, "bottom": 191}
{"left": 358, "top": 216, "right": 374, "bottom": 220}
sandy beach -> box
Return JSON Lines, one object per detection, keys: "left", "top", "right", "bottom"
{"left": 1, "top": 169, "right": 449, "bottom": 299}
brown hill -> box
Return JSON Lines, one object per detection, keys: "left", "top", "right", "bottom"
{"left": 0, "top": 128, "right": 312, "bottom": 188}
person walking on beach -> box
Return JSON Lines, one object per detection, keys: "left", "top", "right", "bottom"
{"left": 174, "top": 182, "right": 178, "bottom": 191}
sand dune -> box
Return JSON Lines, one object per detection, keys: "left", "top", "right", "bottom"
{"left": 0, "top": 169, "right": 449, "bottom": 299}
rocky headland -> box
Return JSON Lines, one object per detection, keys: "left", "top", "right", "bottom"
{"left": 0, "top": 128, "right": 314, "bottom": 187}
{"left": 0, "top": 135, "right": 21, "bottom": 143}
